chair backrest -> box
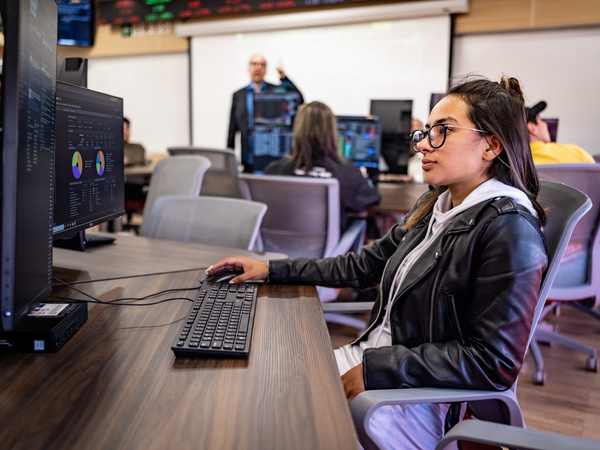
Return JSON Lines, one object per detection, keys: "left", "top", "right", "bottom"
{"left": 239, "top": 174, "right": 340, "bottom": 259}
{"left": 535, "top": 164, "right": 600, "bottom": 301}
{"left": 139, "top": 155, "right": 211, "bottom": 236}
{"left": 168, "top": 147, "right": 245, "bottom": 199}
{"left": 142, "top": 195, "right": 267, "bottom": 250}
{"left": 467, "top": 180, "right": 591, "bottom": 425}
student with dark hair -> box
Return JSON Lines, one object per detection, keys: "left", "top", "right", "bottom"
{"left": 208, "top": 75, "right": 547, "bottom": 448}
{"left": 263, "top": 101, "right": 381, "bottom": 231}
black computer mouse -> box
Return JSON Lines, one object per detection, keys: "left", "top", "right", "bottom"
{"left": 203, "top": 269, "right": 245, "bottom": 284}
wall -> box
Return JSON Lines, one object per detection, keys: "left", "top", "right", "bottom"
{"left": 452, "top": 26, "right": 600, "bottom": 155}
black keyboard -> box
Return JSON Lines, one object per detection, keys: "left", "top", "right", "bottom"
{"left": 172, "top": 282, "right": 257, "bottom": 358}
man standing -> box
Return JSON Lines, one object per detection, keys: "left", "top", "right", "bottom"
{"left": 227, "top": 54, "right": 303, "bottom": 172}
{"left": 527, "top": 101, "right": 595, "bottom": 164}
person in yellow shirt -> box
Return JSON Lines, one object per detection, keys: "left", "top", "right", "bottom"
{"left": 527, "top": 101, "right": 595, "bottom": 164}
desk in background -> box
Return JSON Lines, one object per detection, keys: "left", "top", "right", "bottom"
{"left": 2, "top": 237, "right": 357, "bottom": 449}
{"left": 373, "top": 181, "right": 430, "bottom": 235}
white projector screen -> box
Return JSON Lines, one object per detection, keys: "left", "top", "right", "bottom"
{"left": 190, "top": 15, "right": 451, "bottom": 157}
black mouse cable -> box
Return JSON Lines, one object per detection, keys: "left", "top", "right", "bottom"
{"left": 50, "top": 275, "right": 201, "bottom": 306}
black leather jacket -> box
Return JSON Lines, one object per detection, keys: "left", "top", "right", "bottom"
{"left": 269, "top": 196, "right": 547, "bottom": 392}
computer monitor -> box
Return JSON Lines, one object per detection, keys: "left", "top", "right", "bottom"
{"left": 0, "top": 0, "right": 57, "bottom": 331}
{"left": 52, "top": 81, "right": 125, "bottom": 247}
{"left": 369, "top": 100, "right": 413, "bottom": 174}
{"left": 542, "top": 118, "right": 559, "bottom": 142}
{"left": 430, "top": 92, "right": 445, "bottom": 112}
{"left": 57, "top": 0, "right": 95, "bottom": 47}
{"left": 336, "top": 115, "right": 381, "bottom": 171}
{"left": 251, "top": 91, "right": 300, "bottom": 172}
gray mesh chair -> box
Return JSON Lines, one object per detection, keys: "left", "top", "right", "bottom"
{"left": 167, "top": 147, "right": 245, "bottom": 199}
{"left": 350, "top": 180, "right": 591, "bottom": 450}
{"left": 139, "top": 155, "right": 211, "bottom": 236}
{"left": 239, "top": 174, "right": 368, "bottom": 330}
{"left": 529, "top": 164, "right": 600, "bottom": 384}
{"left": 142, "top": 195, "right": 267, "bottom": 251}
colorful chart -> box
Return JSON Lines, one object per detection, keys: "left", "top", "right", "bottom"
{"left": 96, "top": 151, "right": 105, "bottom": 176}
{"left": 72, "top": 152, "right": 83, "bottom": 179}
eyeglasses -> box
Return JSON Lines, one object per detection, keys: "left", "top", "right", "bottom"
{"left": 410, "top": 124, "right": 488, "bottom": 153}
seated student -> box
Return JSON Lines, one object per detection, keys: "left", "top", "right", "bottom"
{"left": 263, "top": 101, "right": 381, "bottom": 231}
{"left": 206, "top": 76, "right": 548, "bottom": 449}
{"left": 527, "top": 101, "right": 595, "bottom": 164}
{"left": 123, "top": 117, "right": 147, "bottom": 166}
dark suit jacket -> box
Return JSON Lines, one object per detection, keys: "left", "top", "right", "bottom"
{"left": 227, "top": 77, "right": 303, "bottom": 172}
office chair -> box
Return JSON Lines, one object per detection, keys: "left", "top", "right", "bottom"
{"left": 239, "top": 174, "right": 368, "bottom": 330}
{"left": 349, "top": 180, "right": 591, "bottom": 450}
{"left": 138, "top": 155, "right": 211, "bottom": 236}
{"left": 529, "top": 164, "right": 600, "bottom": 385}
{"left": 167, "top": 147, "right": 245, "bottom": 199}
{"left": 142, "top": 195, "right": 267, "bottom": 251}
{"left": 436, "top": 419, "right": 600, "bottom": 450}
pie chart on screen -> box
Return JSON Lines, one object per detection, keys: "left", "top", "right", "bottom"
{"left": 96, "top": 151, "right": 105, "bottom": 176}
{"left": 72, "top": 151, "right": 83, "bottom": 179}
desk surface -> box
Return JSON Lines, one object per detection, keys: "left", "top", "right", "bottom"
{"left": 375, "top": 181, "right": 430, "bottom": 216}
{"left": 53, "top": 234, "right": 286, "bottom": 284}
{"left": 2, "top": 239, "right": 356, "bottom": 449}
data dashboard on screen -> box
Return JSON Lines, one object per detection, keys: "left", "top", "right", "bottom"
{"left": 53, "top": 81, "right": 125, "bottom": 240}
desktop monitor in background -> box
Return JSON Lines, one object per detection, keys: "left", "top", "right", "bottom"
{"left": 369, "top": 100, "right": 412, "bottom": 174}
{"left": 336, "top": 115, "right": 381, "bottom": 180}
{"left": 57, "top": 57, "right": 88, "bottom": 87}
{"left": 53, "top": 81, "right": 125, "bottom": 251}
{"left": 542, "top": 118, "right": 559, "bottom": 142}
{"left": 430, "top": 92, "right": 445, "bottom": 112}
{"left": 251, "top": 91, "right": 300, "bottom": 172}
{"left": 56, "top": 0, "right": 95, "bottom": 47}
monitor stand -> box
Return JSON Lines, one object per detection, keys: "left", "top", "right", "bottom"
{"left": 0, "top": 301, "right": 88, "bottom": 353}
{"left": 53, "top": 230, "right": 116, "bottom": 252}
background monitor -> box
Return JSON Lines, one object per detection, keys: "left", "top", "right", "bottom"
{"left": 430, "top": 92, "right": 445, "bottom": 112}
{"left": 369, "top": 99, "right": 413, "bottom": 174}
{"left": 52, "top": 81, "right": 125, "bottom": 244}
{"left": 542, "top": 118, "right": 559, "bottom": 142}
{"left": 0, "top": 0, "right": 57, "bottom": 331}
{"left": 251, "top": 91, "right": 300, "bottom": 172}
{"left": 336, "top": 115, "right": 381, "bottom": 170}
{"left": 57, "top": 0, "right": 95, "bottom": 47}
{"left": 57, "top": 57, "right": 88, "bottom": 88}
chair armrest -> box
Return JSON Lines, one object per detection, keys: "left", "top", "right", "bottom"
{"left": 328, "top": 218, "right": 367, "bottom": 257}
{"left": 321, "top": 301, "right": 374, "bottom": 314}
{"left": 350, "top": 387, "right": 523, "bottom": 450}
{"left": 436, "top": 419, "right": 600, "bottom": 450}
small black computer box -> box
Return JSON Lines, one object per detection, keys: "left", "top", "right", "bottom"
{"left": 0, "top": 302, "right": 88, "bottom": 353}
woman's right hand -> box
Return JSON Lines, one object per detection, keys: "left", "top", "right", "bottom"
{"left": 206, "top": 256, "right": 269, "bottom": 284}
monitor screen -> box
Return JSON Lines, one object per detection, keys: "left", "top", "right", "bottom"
{"left": 336, "top": 115, "right": 381, "bottom": 169}
{"left": 0, "top": 0, "right": 57, "bottom": 331}
{"left": 430, "top": 92, "right": 445, "bottom": 112}
{"left": 57, "top": 0, "right": 95, "bottom": 47}
{"left": 542, "top": 118, "right": 559, "bottom": 142}
{"left": 53, "top": 81, "right": 125, "bottom": 241}
{"left": 251, "top": 91, "right": 300, "bottom": 172}
{"left": 369, "top": 100, "right": 412, "bottom": 135}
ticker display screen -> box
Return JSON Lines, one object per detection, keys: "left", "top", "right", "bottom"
{"left": 98, "top": 0, "right": 380, "bottom": 24}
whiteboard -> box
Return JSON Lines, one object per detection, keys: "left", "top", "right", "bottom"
{"left": 191, "top": 16, "right": 451, "bottom": 155}
{"left": 87, "top": 53, "right": 190, "bottom": 155}
{"left": 452, "top": 27, "right": 600, "bottom": 156}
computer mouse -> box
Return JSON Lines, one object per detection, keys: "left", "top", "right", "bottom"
{"left": 203, "top": 269, "right": 245, "bottom": 284}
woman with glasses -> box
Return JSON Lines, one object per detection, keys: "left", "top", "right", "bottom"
{"left": 207, "top": 76, "right": 548, "bottom": 449}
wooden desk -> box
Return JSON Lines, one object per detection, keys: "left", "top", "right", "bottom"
{"left": 53, "top": 233, "right": 286, "bottom": 284}
{"left": 1, "top": 243, "right": 357, "bottom": 449}
{"left": 372, "top": 181, "right": 430, "bottom": 235}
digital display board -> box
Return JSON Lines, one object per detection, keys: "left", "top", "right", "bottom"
{"left": 98, "top": 0, "right": 380, "bottom": 24}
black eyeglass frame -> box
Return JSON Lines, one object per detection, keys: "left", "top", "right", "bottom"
{"left": 410, "top": 124, "right": 489, "bottom": 153}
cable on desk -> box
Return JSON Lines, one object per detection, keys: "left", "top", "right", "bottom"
{"left": 50, "top": 275, "right": 202, "bottom": 306}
